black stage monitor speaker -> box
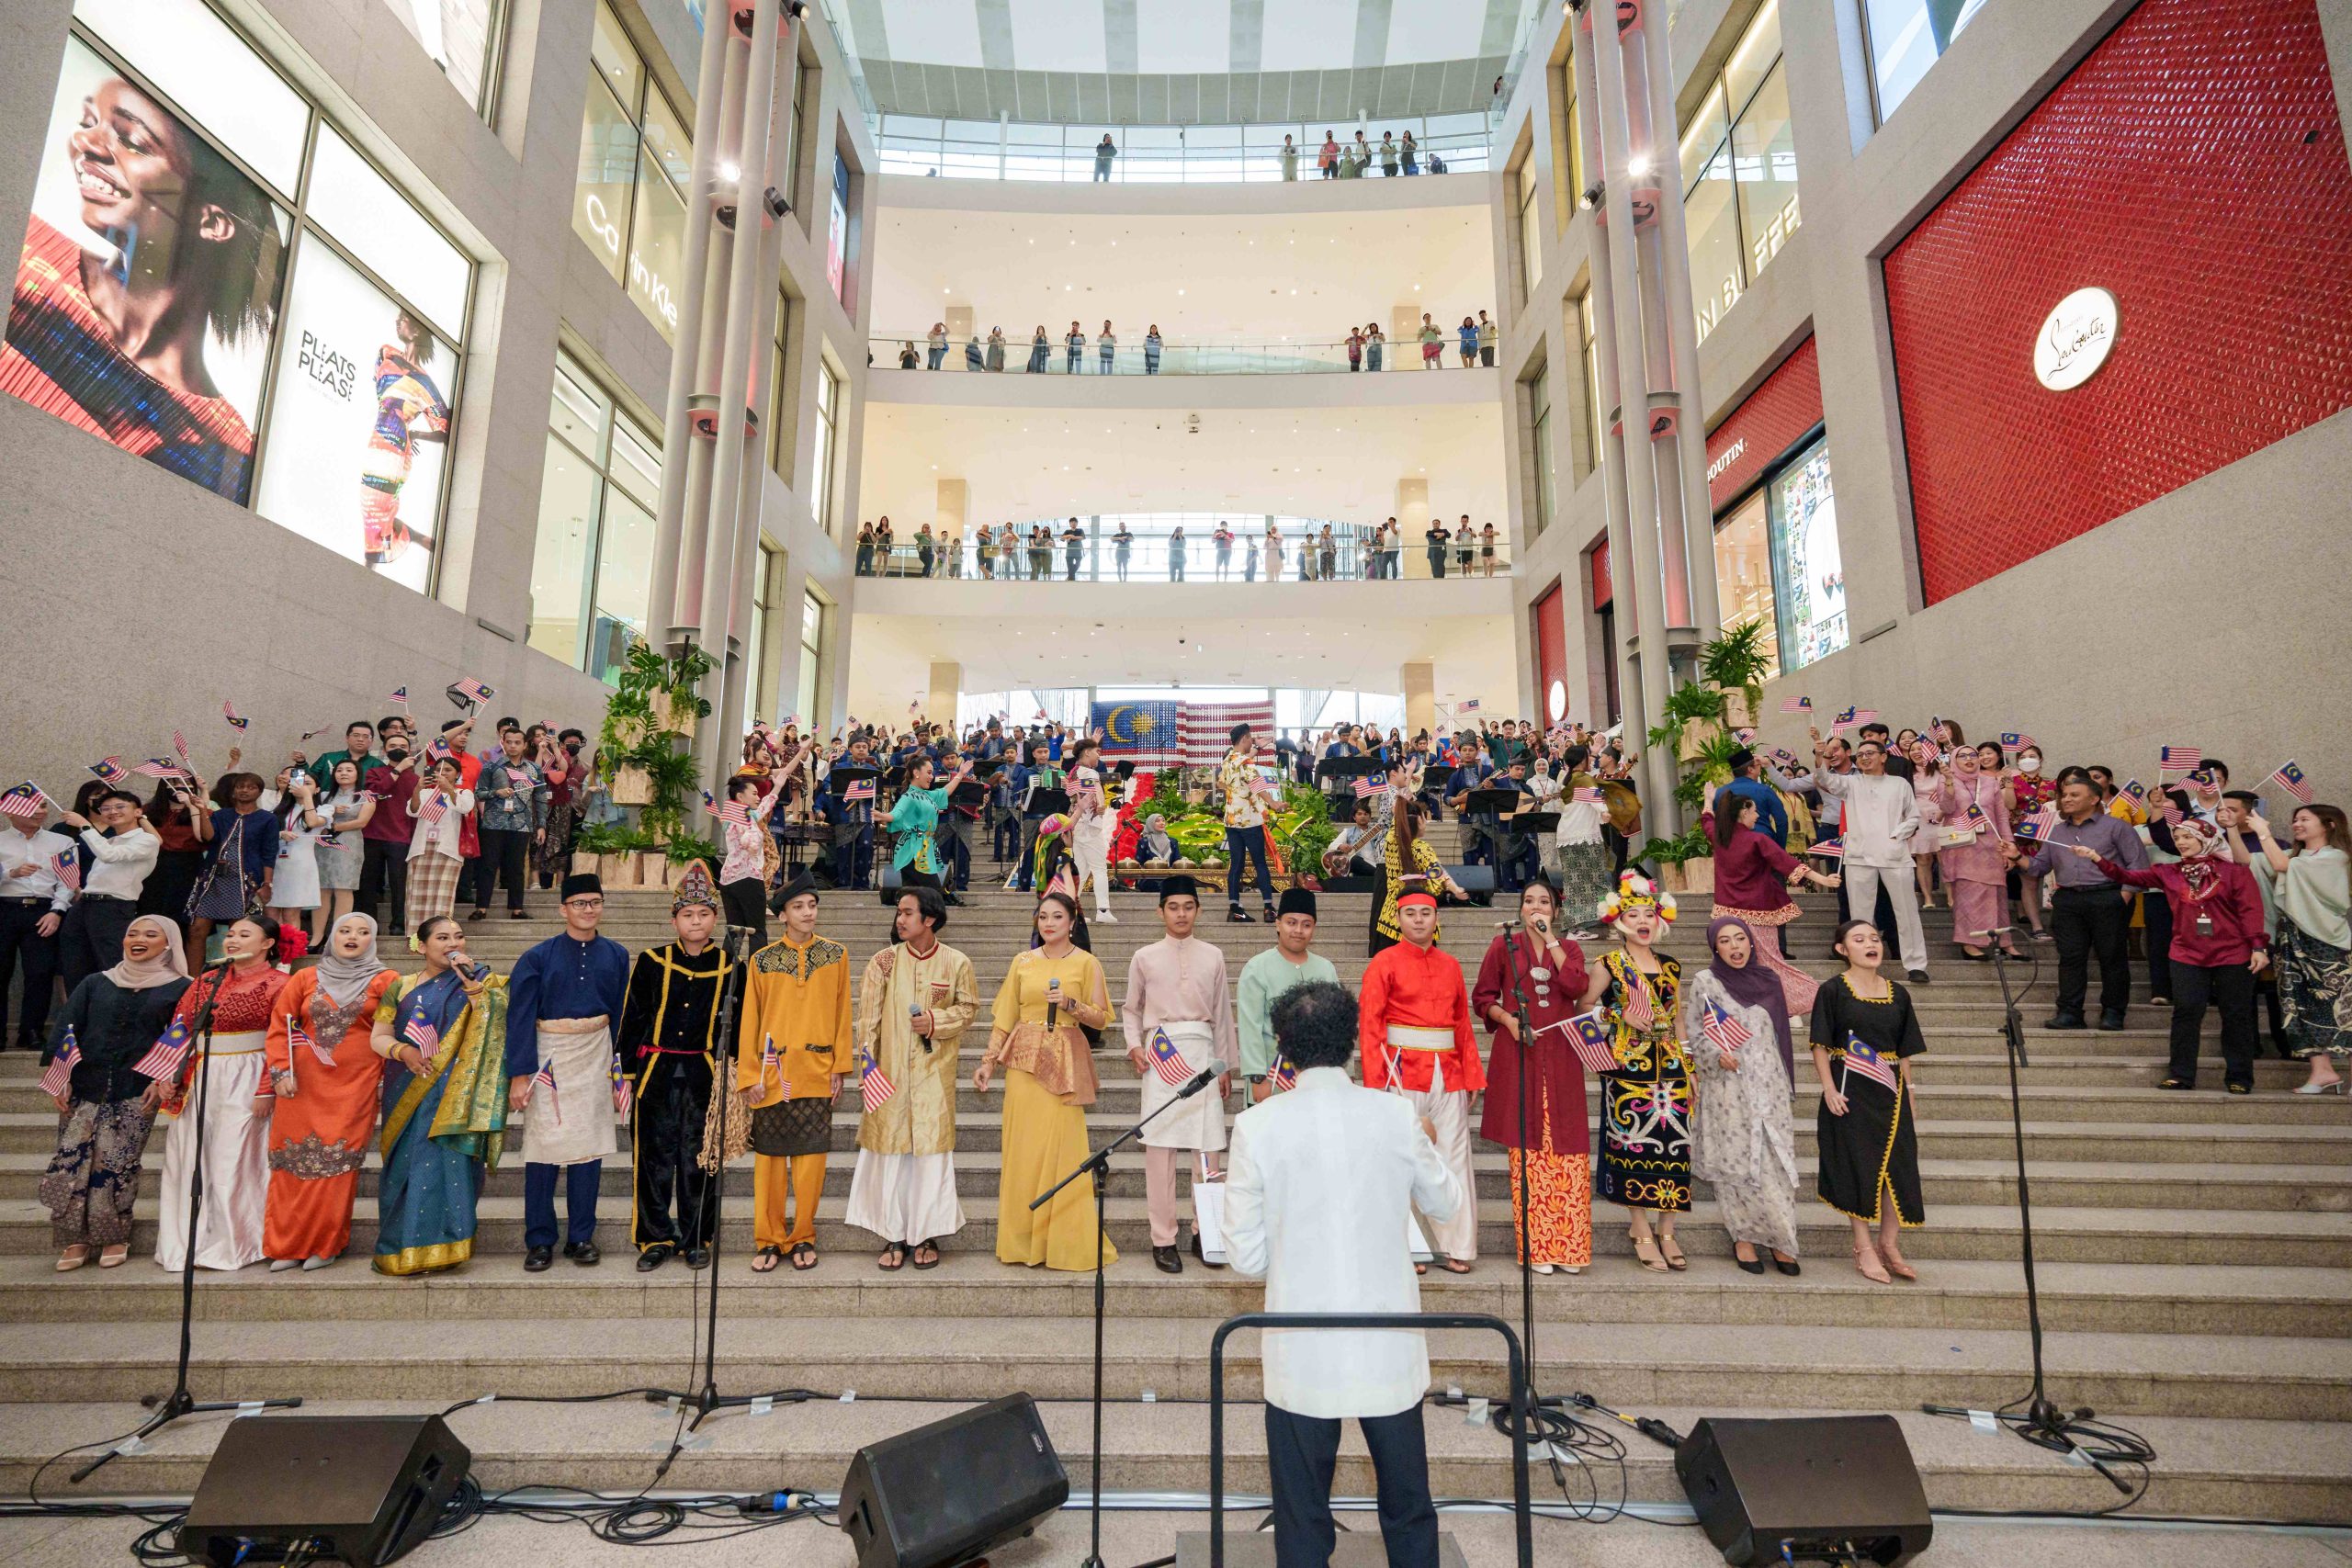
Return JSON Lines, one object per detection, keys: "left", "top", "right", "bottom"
{"left": 1674, "top": 1415, "right": 1931, "bottom": 1566}
{"left": 179, "top": 1414, "right": 471, "bottom": 1567}
{"left": 839, "top": 1393, "right": 1069, "bottom": 1568}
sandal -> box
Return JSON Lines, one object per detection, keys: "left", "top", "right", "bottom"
{"left": 1880, "top": 1244, "right": 1918, "bottom": 1281}
{"left": 55, "top": 1246, "right": 89, "bottom": 1273}
{"left": 751, "top": 1245, "right": 785, "bottom": 1274}
{"left": 911, "top": 1242, "right": 941, "bottom": 1270}
{"left": 1657, "top": 1235, "right": 1688, "bottom": 1271}
{"left": 1630, "top": 1232, "right": 1669, "bottom": 1273}
{"left": 878, "top": 1243, "right": 908, "bottom": 1271}
{"left": 790, "top": 1242, "right": 820, "bottom": 1271}
{"left": 1853, "top": 1243, "right": 1893, "bottom": 1284}
{"left": 1439, "top": 1258, "right": 1474, "bottom": 1275}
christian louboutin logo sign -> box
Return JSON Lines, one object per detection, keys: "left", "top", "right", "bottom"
{"left": 2032, "top": 287, "right": 2120, "bottom": 391}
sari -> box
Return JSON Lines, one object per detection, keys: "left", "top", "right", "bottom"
{"left": 373, "top": 968, "right": 511, "bottom": 1276}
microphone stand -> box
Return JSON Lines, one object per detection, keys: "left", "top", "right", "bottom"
{"left": 643, "top": 927, "right": 799, "bottom": 1458}
{"left": 1493, "top": 919, "right": 1541, "bottom": 1372}
{"left": 74, "top": 963, "right": 300, "bottom": 1483}
{"left": 1033, "top": 1062, "right": 1216, "bottom": 1568}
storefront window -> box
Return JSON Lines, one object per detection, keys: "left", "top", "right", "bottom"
{"left": 5, "top": 0, "right": 473, "bottom": 593}
{"left": 527, "top": 351, "right": 663, "bottom": 680}
{"left": 1516, "top": 152, "right": 1543, "bottom": 299}
{"left": 1770, "top": 435, "right": 1847, "bottom": 671}
{"left": 1681, "top": 1, "right": 1796, "bottom": 344}
{"left": 1863, "top": 0, "right": 1987, "bottom": 122}
{"left": 572, "top": 0, "right": 688, "bottom": 341}
{"left": 1712, "top": 491, "right": 1781, "bottom": 682}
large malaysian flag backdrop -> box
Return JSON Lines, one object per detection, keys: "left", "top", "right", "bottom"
{"left": 1091, "top": 700, "right": 1183, "bottom": 766}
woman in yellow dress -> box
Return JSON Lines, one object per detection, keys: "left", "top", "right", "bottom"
{"left": 974, "top": 892, "right": 1117, "bottom": 1270}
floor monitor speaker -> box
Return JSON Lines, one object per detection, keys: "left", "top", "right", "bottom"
{"left": 178, "top": 1414, "right": 470, "bottom": 1567}
{"left": 839, "top": 1393, "right": 1069, "bottom": 1568}
{"left": 1674, "top": 1415, "right": 1931, "bottom": 1566}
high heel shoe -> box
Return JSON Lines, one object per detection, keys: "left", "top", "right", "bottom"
{"left": 1879, "top": 1244, "right": 1918, "bottom": 1281}
{"left": 2293, "top": 1078, "right": 2346, "bottom": 1097}
{"left": 1630, "top": 1232, "right": 1669, "bottom": 1273}
{"left": 1853, "top": 1243, "right": 1893, "bottom": 1284}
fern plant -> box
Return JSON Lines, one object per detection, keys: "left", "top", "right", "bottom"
{"left": 1699, "top": 619, "right": 1773, "bottom": 706}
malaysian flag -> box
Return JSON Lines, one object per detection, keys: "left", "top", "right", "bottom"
{"left": 300, "top": 724, "right": 337, "bottom": 742}
{"left": 222, "top": 699, "right": 248, "bottom": 732}
{"left": 859, "top": 1051, "right": 897, "bottom": 1112}
{"left": 529, "top": 1058, "right": 561, "bottom": 1123}
{"left": 611, "top": 1055, "right": 633, "bottom": 1117}
{"left": 2013, "top": 804, "right": 2060, "bottom": 842}
{"left": 1930, "top": 717, "right": 1950, "bottom": 745}
{"left": 1177, "top": 700, "right": 1276, "bottom": 766}
{"left": 389, "top": 685, "right": 410, "bottom": 708}
{"left": 1456, "top": 699, "right": 1482, "bottom": 715}
{"left": 1354, "top": 771, "right": 1389, "bottom": 799}
{"left": 1963, "top": 802, "right": 1994, "bottom": 835}
{"left": 503, "top": 766, "right": 536, "bottom": 791}
{"left": 1806, "top": 838, "right": 1844, "bottom": 858}
{"left": 2267, "top": 761, "right": 2314, "bottom": 806}
{"left": 1622, "top": 976, "right": 1656, "bottom": 1030}
{"left": 1999, "top": 731, "right": 2034, "bottom": 750}
{"left": 51, "top": 849, "right": 79, "bottom": 894}
{"left": 172, "top": 729, "right": 192, "bottom": 768}
{"left": 1271, "top": 1055, "right": 1299, "bottom": 1092}
{"left": 39, "top": 1028, "right": 79, "bottom": 1100}
{"left": 703, "top": 789, "right": 752, "bottom": 829}
{"left": 1780, "top": 696, "right": 1812, "bottom": 713}
{"left": 762, "top": 1033, "right": 786, "bottom": 1098}
{"left": 424, "top": 737, "right": 454, "bottom": 763}
{"left": 1555, "top": 1010, "right": 1623, "bottom": 1074}
{"left": 0, "top": 782, "right": 51, "bottom": 819}
{"left": 843, "top": 778, "right": 876, "bottom": 803}
{"left": 2158, "top": 745, "right": 2201, "bottom": 774}
{"left": 1853, "top": 709, "right": 1880, "bottom": 726}
{"left": 134, "top": 1017, "right": 194, "bottom": 1081}
{"left": 1573, "top": 786, "right": 1605, "bottom": 804}
{"left": 1840, "top": 1033, "right": 1898, "bottom": 1093}
{"left": 87, "top": 757, "right": 130, "bottom": 785}
{"left": 417, "top": 792, "right": 450, "bottom": 830}
{"left": 1144, "top": 1027, "right": 1194, "bottom": 1088}
{"left": 288, "top": 1014, "right": 335, "bottom": 1069}
{"left": 1701, "top": 1001, "right": 1750, "bottom": 1053}
{"left": 2119, "top": 779, "right": 2148, "bottom": 808}
{"left": 1830, "top": 706, "right": 1859, "bottom": 730}
{"left": 451, "top": 677, "right": 495, "bottom": 706}
{"left": 129, "top": 758, "right": 187, "bottom": 781}
{"left": 402, "top": 1014, "right": 440, "bottom": 1055}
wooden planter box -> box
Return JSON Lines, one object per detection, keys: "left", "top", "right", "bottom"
{"left": 607, "top": 715, "right": 651, "bottom": 750}
{"left": 595, "top": 852, "right": 640, "bottom": 888}
{"left": 1720, "top": 690, "right": 1756, "bottom": 730}
{"left": 609, "top": 764, "right": 653, "bottom": 806}
{"left": 1678, "top": 717, "right": 1724, "bottom": 765}
{"left": 1658, "top": 855, "right": 1715, "bottom": 896}
{"left": 652, "top": 692, "right": 699, "bottom": 741}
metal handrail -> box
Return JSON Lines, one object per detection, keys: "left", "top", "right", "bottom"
{"left": 851, "top": 535, "right": 1511, "bottom": 582}
{"left": 1206, "top": 1311, "right": 1533, "bottom": 1568}
{"left": 874, "top": 333, "right": 1490, "bottom": 377}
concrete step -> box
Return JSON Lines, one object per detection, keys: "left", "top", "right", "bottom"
{"left": 7, "top": 1194, "right": 2346, "bottom": 1265}
{"left": 1, "top": 1398, "right": 2340, "bottom": 1522}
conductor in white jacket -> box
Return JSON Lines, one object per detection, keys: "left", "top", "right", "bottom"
{"left": 1223, "top": 979, "right": 1464, "bottom": 1568}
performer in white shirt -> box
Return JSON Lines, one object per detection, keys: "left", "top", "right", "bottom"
{"left": 1066, "top": 737, "right": 1117, "bottom": 923}
{"left": 55, "top": 791, "right": 160, "bottom": 998}
{"left": 1224, "top": 978, "right": 1461, "bottom": 1568}
{"left": 0, "top": 795, "right": 75, "bottom": 1054}
{"left": 1809, "top": 728, "right": 1929, "bottom": 981}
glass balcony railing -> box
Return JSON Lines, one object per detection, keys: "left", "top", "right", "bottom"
{"left": 875, "top": 333, "right": 1497, "bottom": 376}
{"left": 850, "top": 531, "right": 1510, "bottom": 584}
{"left": 877, "top": 114, "right": 1497, "bottom": 184}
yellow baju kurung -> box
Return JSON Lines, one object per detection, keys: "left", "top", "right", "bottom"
{"left": 736, "top": 931, "right": 854, "bottom": 1253}
{"left": 985, "top": 948, "right": 1116, "bottom": 1270}
{"left": 846, "top": 940, "right": 978, "bottom": 1245}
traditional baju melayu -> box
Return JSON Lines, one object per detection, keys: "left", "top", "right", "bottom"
{"left": 263, "top": 965, "right": 399, "bottom": 1263}
{"left": 1123, "top": 935, "right": 1239, "bottom": 1248}
{"left": 507, "top": 931, "right": 629, "bottom": 1251}
{"left": 1234, "top": 946, "right": 1340, "bottom": 1084}
{"left": 845, "top": 939, "right": 978, "bottom": 1246}
{"left": 1471, "top": 930, "right": 1592, "bottom": 1268}
{"left": 987, "top": 947, "right": 1116, "bottom": 1270}
{"left": 617, "top": 942, "right": 740, "bottom": 1258}
{"left": 736, "top": 931, "right": 854, "bottom": 1254}
{"left": 1359, "top": 936, "right": 1484, "bottom": 1260}
{"left": 155, "top": 963, "right": 288, "bottom": 1270}
{"left": 374, "top": 966, "right": 510, "bottom": 1275}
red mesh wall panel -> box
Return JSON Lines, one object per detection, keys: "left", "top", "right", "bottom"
{"left": 1884, "top": 0, "right": 2352, "bottom": 604}
{"left": 1532, "top": 582, "right": 1567, "bottom": 724}
{"left": 1589, "top": 539, "right": 1611, "bottom": 609}
{"left": 1707, "top": 338, "right": 1825, "bottom": 513}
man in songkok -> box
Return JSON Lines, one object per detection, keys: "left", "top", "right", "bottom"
{"left": 507, "top": 872, "right": 630, "bottom": 1270}
{"left": 736, "top": 871, "right": 852, "bottom": 1271}
{"left": 1121, "top": 874, "right": 1238, "bottom": 1273}
{"left": 1357, "top": 880, "right": 1484, "bottom": 1272}
{"left": 1236, "top": 888, "right": 1339, "bottom": 1102}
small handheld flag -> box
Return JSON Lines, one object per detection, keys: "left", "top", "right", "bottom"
{"left": 530, "top": 1059, "right": 561, "bottom": 1123}
{"left": 611, "top": 1055, "right": 633, "bottom": 1117}
{"left": 51, "top": 849, "right": 80, "bottom": 894}
{"left": 2158, "top": 745, "right": 2201, "bottom": 774}
{"left": 859, "top": 1051, "right": 897, "bottom": 1112}
{"left": 1271, "top": 1055, "right": 1299, "bottom": 1092}
{"left": 288, "top": 1014, "right": 334, "bottom": 1069}
{"left": 134, "top": 1017, "right": 194, "bottom": 1082}
{"left": 1963, "top": 802, "right": 1994, "bottom": 835}
{"left": 300, "top": 724, "right": 337, "bottom": 742}
{"left": 1700, "top": 1001, "right": 1750, "bottom": 1054}
{"left": 2000, "top": 731, "right": 2033, "bottom": 750}
{"left": 1840, "top": 1033, "right": 1898, "bottom": 1092}
{"left": 39, "top": 1028, "right": 79, "bottom": 1100}
{"left": 2013, "top": 805, "right": 2060, "bottom": 842}
{"left": 1557, "top": 1010, "right": 1623, "bottom": 1074}
{"left": 130, "top": 759, "right": 187, "bottom": 781}
{"left": 389, "top": 685, "right": 410, "bottom": 708}
{"left": 1853, "top": 708, "right": 1880, "bottom": 726}
{"left": 1831, "top": 706, "right": 1859, "bottom": 730}
{"left": 844, "top": 779, "right": 876, "bottom": 803}
{"left": 0, "top": 782, "right": 51, "bottom": 820}
{"left": 417, "top": 792, "right": 450, "bottom": 830}
{"left": 1573, "top": 787, "right": 1604, "bottom": 804}
{"left": 703, "top": 789, "right": 752, "bottom": 828}
{"left": 2119, "top": 779, "right": 2148, "bottom": 807}
{"left": 2267, "top": 761, "right": 2313, "bottom": 806}
{"left": 1354, "top": 771, "right": 1388, "bottom": 799}
{"left": 1621, "top": 976, "right": 1656, "bottom": 1031}
{"left": 423, "top": 737, "right": 455, "bottom": 764}
{"left": 401, "top": 1014, "right": 440, "bottom": 1055}
{"left": 1145, "top": 1027, "right": 1194, "bottom": 1088}
{"left": 450, "top": 677, "right": 495, "bottom": 707}
{"left": 1806, "top": 838, "right": 1844, "bottom": 859}
{"left": 172, "top": 729, "right": 192, "bottom": 768}
{"left": 87, "top": 757, "right": 130, "bottom": 786}
{"left": 222, "top": 699, "right": 249, "bottom": 732}
{"left": 1780, "top": 696, "right": 1811, "bottom": 713}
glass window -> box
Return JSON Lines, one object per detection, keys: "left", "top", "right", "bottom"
{"left": 6, "top": 7, "right": 472, "bottom": 595}
{"left": 528, "top": 350, "right": 663, "bottom": 679}
{"left": 1575, "top": 290, "right": 1600, "bottom": 477}
{"left": 797, "top": 589, "right": 827, "bottom": 729}
{"left": 1681, "top": 8, "right": 1795, "bottom": 344}
{"left": 1863, "top": 0, "right": 1987, "bottom": 121}
{"left": 768, "top": 289, "right": 794, "bottom": 475}
{"left": 1515, "top": 152, "right": 1543, "bottom": 299}
{"left": 810, "top": 358, "right": 841, "bottom": 534}
{"left": 1527, "top": 366, "right": 1555, "bottom": 537}
{"left": 749, "top": 538, "right": 781, "bottom": 721}
{"left": 1712, "top": 491, "right": 1781, "bottom": 682}
{"left": 571, "top": 2, "right": 689, "bottom": 339}
{"left": 1770, "top": 435, "right": 1847, "bottom": 671}
{"left": 827, "top": 151, "right": 853, "bottom": 307}
{"left": 379, "top": 0, "right": 506, "bottom": 117}
{"left": 782, "top": 49, "right": 806, "bottom": 209}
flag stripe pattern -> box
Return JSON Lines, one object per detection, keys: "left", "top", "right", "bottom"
{"left": 134, "top": 1018, "right": 194, "bottom": 1081}
{"left": 610, "top": 1055, "right": 632, "bottom": 1118}
{"left": 1146, "top": 1027, "right": 1194, "bottom": 1088}
{"left": 1177, "top": 701, "right": 1277, "bottom": 765}
{"left": 2268, "top": 761, "right": 2313, "bottom": 805}
{"left": 1558, "top": 1010, "right": 1623, "bottom": 1074}
{"left": 39, "top": 1030, "right": 79, "bottom": 1100}
{"left": 2158, "top": 745, "right": 2201, "bottom": 773}
{"left": 1700, "top": 1002, "right": 1749, "bottom": 1053}
{"left": 532, "top": 1060, "right": 561, "bottom": 1124}
{"left": 1841, "top": 1032, "right": 1898, "bottom": 1092}
{"left": 1807, "top": 838, "right": 1844, "bottom": 858}
{"left": 0, "top": 783, "right": 49, "bottom": 818}
{"left": 402, "top": 1016, "right": 440, "bottom": 1053}
{"left": 2013, "top": 804, "right": 2060, "bottom": 842}
{"left": 860, "top": 1051, "right": 897, "bottom": 1112}
{"left": 1780, "top": 696, "right": 1811, "bottom": 712}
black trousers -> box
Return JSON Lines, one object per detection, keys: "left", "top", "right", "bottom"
{"left": 474, "top": 828, "right": 531, "bottom": 911}
{"left": 2170, "top": 960, "right": 2256, "bottom": 1089}
{"left": 832, "top": 828, "right": 874, "bottom": 890}
{"left": 0, "top": 900, "right": 61, "bottom": 1047}
{"left": 2051, "top": 886, "right": 2132, "bottom": 1021}
{"left": 720, "top": 876, "right": 768, "bottom": 942}
{"left": 1264, "top": 1404, "right": 1438, "bottom": 1568}
{"left": 632, "top": 1053, "right": 718, "bottom": 1253}
{"left": 358, "top": 838, "right": 408, "bottom": 926}
{"left": 1225, "top": 825, "right": 1274, "bottom": 910}
{"left": 2142, "top": 891, "right": 2173, "bottom": 1000}
{"left": 58, "top": 897, "right": 138, "bottom": 1000}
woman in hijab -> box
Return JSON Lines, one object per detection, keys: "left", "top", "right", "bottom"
{"left": 39, "top": 916, "right": 193, "bottom": 1269}
{"left": 1684, "top": 918, "right": 1802, "bottom": 1275}
{"left": 262, "top": 912, "right": 400, "bottom": 1269}
{"left": 155, "top": 915, "right": 289, "bottom": 1270}
{"left": 1938, "top": 746, "right": 2018, "bottom": 962}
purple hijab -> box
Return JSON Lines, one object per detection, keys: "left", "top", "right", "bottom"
{"left": 1705, "top": 916, "right": 1794, "bottom": 1078}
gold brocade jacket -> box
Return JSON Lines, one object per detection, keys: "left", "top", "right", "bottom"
{"left": 736, "top": 932, "right": 854, "bottom": 1110}
{"left": 854, "top": 942, "right": 978, "bottom": 1156}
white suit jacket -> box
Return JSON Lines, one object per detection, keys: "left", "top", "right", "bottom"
{"left": 1221, "top": 1066, "right": 1464, "bottom": 1418}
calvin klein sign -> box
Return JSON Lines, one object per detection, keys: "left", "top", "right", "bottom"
{"left": 2032, "top": 287, "right": 2119, "bottom": 390}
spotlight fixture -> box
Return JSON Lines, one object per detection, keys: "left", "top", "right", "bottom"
{"left": 1581, "top": 182, "right": 1604, "bottom": 210}
{"left": 763, "top": 186, "right": 790, "bottom": 217}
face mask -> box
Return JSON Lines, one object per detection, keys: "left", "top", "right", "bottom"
{"left": 387, "top": 748, "right": 410, "bottom": 762}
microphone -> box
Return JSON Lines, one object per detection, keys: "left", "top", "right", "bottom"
{"left": 1046, "top": 976, "right": 1061, "bottom": 1035}
{"left": 1178, "top": 1061, "right": 1225, "bottom": 1099}
{"left": 1970, "top": 927, "right": 2015, "bottom": 939}
{"left": 909, "top": 1000, "right": 933, "bottom": 1054}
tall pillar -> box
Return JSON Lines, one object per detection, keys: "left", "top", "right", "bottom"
{"left": 1402, "top": 661, "right": 1437, "bottom": 739}
{"left": 926, "top": 661, "right": 962, "bottom": 725}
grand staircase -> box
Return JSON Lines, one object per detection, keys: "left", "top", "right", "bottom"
{"left": 2, "top": 827, "right": 2347, "bottom": 1533}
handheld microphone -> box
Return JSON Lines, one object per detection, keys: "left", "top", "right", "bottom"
{"left": 909, "top": 1001, "right": 933, "bottom": 1054}
{"left": 1046, "top": 976, "right": 1061, "bottom": 1034}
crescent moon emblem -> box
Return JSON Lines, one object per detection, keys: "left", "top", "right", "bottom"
{"left": 1105, "top": 705, "right": 1136, "bottom": 743}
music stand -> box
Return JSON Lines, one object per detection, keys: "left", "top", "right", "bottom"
{"left": 1025, "top": 787, "right": 1071, "bottom": 818}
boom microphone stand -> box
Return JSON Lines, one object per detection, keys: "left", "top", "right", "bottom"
{"left": 74, "top": 963, "right": 301, "bottom": 1483}
{"left": 1033, "top": 1060, "right": 1218, "bottom": 1568}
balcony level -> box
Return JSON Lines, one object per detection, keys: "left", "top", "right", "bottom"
{"left": 875, "top": 165, "right": 1494, "bottom": 218}
{"left": 865, "top": 356, "right": 1501, "bottom": 406}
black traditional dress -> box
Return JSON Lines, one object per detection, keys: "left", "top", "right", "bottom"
{"left": 1594, "top": 950, "right": 1692, "bottom": 1213}
{"left": 1810, "top": 974, "right": 1928, "bottom": 1226}
{"left": 617, "top": 942, "right": 742, "bottom": 1255}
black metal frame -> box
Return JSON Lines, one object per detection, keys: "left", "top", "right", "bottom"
{"left": 1206, "top": 1312, "right": 1533, "bottom": 1568}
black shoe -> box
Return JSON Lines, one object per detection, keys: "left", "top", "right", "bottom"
{"left": 2043, "top": 1013, "right": 2086, "bottom": 1031}
{"left": 1190, "top": 1234, "right": 1224, "bottom": 1270}
{"left": 2098, "top": 1011, "right": 2127, "bottom": 1032}
{"left": 524, "top": 1246, "right": 554, "bottom": 1272}
{"left": 1227, "top": 908, "right": 1254, "bottom": 923}
{"left": 563, "top": 1240, "right": 602, "bottom": 1267}
{"left": 1905, "top": 969, "right": 1930, "bottom": 984}
{"left": 1262, "top": 907, "right": 1277, "bottom": 925}
{"left": 468, "top": 908, "right": 488, "bottom": 921}
{"left": 1772, "top": 1258, "right": 1802, "bottom": 1277}
{"left": 1736, "top": 1255, "right": 1767, "bottom": 1275}
{"left": 683, "top": 1246, "right": 711, "bottom": 1269}
{"left": 636, "top": 1244, "right": 674, "bottom": 1272}
{"left": 1152, "top": 1245, "right": 1183, "bottom": 1274}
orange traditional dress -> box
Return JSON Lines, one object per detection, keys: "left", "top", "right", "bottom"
{"left": 263, "top": 966, "right": 400, "bottom": 1262}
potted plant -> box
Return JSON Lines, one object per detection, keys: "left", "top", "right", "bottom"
{"left": 1652, "top": 682, "right": 1727, "bottom": 766}
{"left": 1640, "top": 824, "right": 1716, "bottom": 895}
{"left": 1700, "top": 619, "right": 1773, "bottom": 731}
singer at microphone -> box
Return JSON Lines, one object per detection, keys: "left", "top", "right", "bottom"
{"left": 845, "top": 885, "right": 978, "bottom": 1268}
{"left": 1121, "top": 875, "right": 1239, "bottom": 1275}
